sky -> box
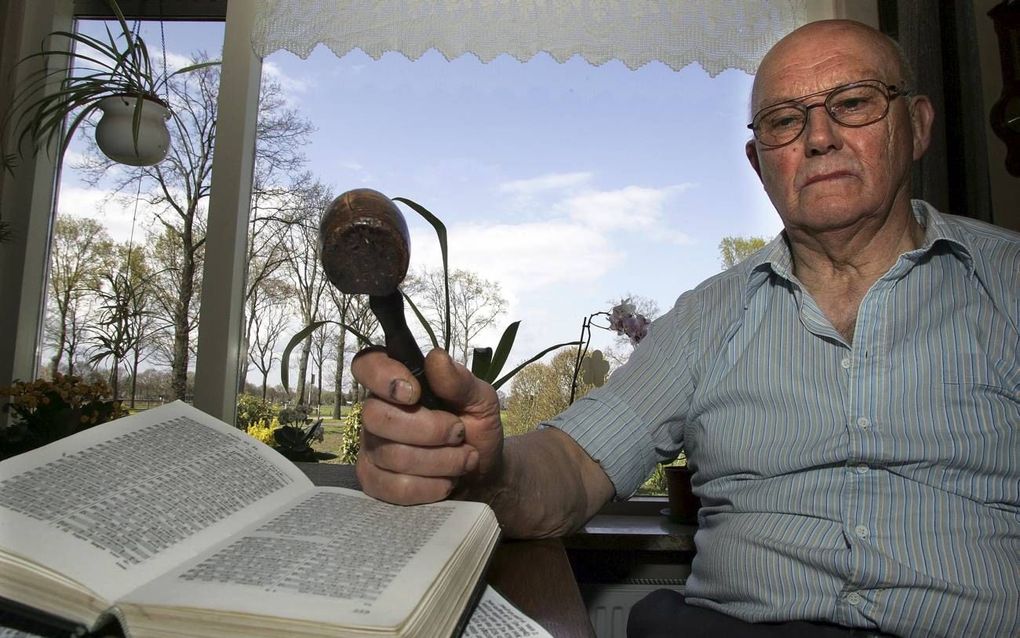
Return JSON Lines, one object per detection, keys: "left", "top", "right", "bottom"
{"left": 57, "top": 20, "right": 784, "bottom": 385}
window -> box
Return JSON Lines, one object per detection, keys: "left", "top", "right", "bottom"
{"left": 34, "top": 16, "right": 225, "bottom": 406}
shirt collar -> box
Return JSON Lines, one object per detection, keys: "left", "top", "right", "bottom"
{"left": 910, "top": 200, "right": 975, "bottom": 271}
{"left": 742, "top": 200, "right": 976, "bottom": 300}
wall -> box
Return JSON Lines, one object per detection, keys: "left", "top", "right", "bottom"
{"left": 974, "top": 0, "right": 1020, "bottom": 231}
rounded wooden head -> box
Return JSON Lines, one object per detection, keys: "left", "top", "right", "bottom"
{"left": 319, "top": 188, "right": 410, "bottom": 295}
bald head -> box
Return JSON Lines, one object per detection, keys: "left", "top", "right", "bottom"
{"left": 752, "top": 20, "right": 913, "bottom": 116}
{"left": 742, "top": 17, "right": 934, "bottom": 250}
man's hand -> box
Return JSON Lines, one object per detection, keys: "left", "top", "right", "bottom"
{"left": 350, "top": 347, "right": 503, "bottom": 505}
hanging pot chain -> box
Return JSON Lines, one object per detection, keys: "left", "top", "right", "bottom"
{"left": 159, "top": 0, "right": 169, "bottom": 104}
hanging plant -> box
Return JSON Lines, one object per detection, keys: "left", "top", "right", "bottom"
{"left": 0, "top": 0, "right": 218, "bottom": 172}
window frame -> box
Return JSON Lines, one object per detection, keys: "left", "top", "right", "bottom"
{"left": 1, "top": 0, "right": 866, "bottom": 425}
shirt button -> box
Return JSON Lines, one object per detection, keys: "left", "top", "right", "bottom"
{"left": 856, "top": 417, "right": 871, "bottom": 429}
{"left": 856, "top": 463, "right": 869, "bottom": 474}
{"left": 846, "top": 592, "right": 862, "bottom": 606}
{"left": 841, "top": 357, "right": 851, "bottom": 369}
{"left": 854, "top": 525, "right": 870, "bottom": 539}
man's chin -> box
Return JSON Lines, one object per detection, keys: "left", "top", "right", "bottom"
{"left": 784, "top": 200, "right": 873, "bottom": 235}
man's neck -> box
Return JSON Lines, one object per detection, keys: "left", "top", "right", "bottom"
{"left": 784, "top": 198, "right": 925, "bottom": 343}
{"left": 787, "top": 200, "right": 925, "bottom": 291}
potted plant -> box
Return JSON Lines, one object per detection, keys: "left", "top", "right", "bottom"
{"left": 1, "top": 0, "right": 218, "bottom": 171}
{"left": 0, "top": 373, "right": 126, "bottom": 460}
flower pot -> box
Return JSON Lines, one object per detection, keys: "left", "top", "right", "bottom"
{"left": 664, "top": 465, "right": 700, "bottom": 524}
{"left": 95, "top": 95, "right": 171, "bottom": 166}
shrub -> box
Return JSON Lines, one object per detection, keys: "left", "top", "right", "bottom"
{"left": 278, "top": 404, "right": 310, "bottom": 426}
{"left": 246, "top": 418, "right": 278, "bottom": 445}
{"left": 236, "top": 394, "right": 276, "bottom": 431}
{"left": 337, "top": 402, "right": 363, "bottom": 463}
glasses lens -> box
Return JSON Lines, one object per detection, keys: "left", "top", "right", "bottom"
{"left": 826, "top": 84, "right": 888, "bottom": 126}
{"left": 755, "top": 106, "right": 805, "bottom": 146}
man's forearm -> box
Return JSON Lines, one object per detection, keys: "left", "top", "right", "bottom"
{"left": 457, "top": 427, "right": 615, "bottom": 539}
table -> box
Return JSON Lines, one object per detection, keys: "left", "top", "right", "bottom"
{"left": 297, "top": 463, "right": 596, "bottom": 638}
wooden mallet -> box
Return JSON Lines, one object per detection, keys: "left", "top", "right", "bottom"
{"left": 319, "top": 188, "right": 443, "bottom": 409}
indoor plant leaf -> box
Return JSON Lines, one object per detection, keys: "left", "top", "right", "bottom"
{"left": 393, "top": 196, "right": 450, "bottom": 351}
{"left": 280, "top": 320, "right": 376, "bottom": 395}
{"left": 491, "top": 339, "right": 582, "bottom": 390}
{"left": 401, "top": 290, "right": 440, "bottom": 350}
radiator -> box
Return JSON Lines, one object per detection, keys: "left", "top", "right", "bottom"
{"left": 580, "top": 579, "right": 686, "bottom": 638}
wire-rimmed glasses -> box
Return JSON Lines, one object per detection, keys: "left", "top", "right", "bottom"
{"left": 747, "top": 80, "right": 910, "bottom": 148}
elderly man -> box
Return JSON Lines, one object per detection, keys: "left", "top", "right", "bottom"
{"left": 350, "top": 20, "right": 1019, "bottom": 638}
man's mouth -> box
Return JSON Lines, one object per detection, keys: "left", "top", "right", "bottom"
{"left": 802, "top": 171, "right": 855, "bottom": 187}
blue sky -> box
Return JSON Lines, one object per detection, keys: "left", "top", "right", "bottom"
{"left": 61, "top": 20, "right": 784, "bottom": 378}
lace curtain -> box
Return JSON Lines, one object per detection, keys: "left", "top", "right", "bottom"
{"left": 251, "top": 1, "right": 809, "bottom": 76}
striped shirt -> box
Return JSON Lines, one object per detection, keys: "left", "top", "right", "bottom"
{"left": 548, "top": 200, "right": 1019, "bottom": 637}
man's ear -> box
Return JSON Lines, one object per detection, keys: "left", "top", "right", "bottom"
{"left": 745, "top": 139, "right": 763, "bottom": 180}
{"left": 908, "top": 95, "right": 935, "bottom": 160}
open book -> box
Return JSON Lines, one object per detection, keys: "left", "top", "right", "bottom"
{"left": 0, "top": 402, "right": 500, "bottom": 638}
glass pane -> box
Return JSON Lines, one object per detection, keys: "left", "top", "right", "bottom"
{"left": 38, "top": 19, "right": 224, "bottom": 410}
{"left": 246, "top": 47, "right": 781, "bottom": 487}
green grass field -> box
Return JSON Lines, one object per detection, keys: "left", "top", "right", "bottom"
{"left": 318, "top": 419, "right": 347, "bottom": 463}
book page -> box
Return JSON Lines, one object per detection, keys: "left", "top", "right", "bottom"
{"left": 120, "top": 487, "right": 496, "bottom": 630}
{"left": 464, "top": 586, "right": 553, "bottom": 638}
{"left": 0, "top": 402, "right": 313, "bottom": 603}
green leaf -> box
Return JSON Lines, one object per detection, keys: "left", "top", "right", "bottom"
{"left": 281, "top": 320, "right": 376, "bottom": 394}
{"left": 471, "top": 347, "right": 493, "bottom": 379}
{"left": 169, "top": 61, "right": 220, "bottom": 78}
{"left": 491, "top": 340, "right": 582, "bottom": 390}
{"left": 484, "top": 321, "right": 521, "bottom": 383}
{"left": 401, "top": 290, "right": 439, "bottom": 350}
{"left": 394, "top": 197, "right": 450, "bottom": 351}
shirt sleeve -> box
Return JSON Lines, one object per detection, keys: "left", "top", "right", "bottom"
{"left": 543, "top": 289, "right": 702, "bottom": 499}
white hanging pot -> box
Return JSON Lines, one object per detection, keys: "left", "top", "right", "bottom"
{"left": 94, "top": 94, "right": 171, "bottom": 166}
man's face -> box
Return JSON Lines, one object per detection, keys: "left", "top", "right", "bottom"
{"left": 745, "top": 26, "right": 930, "bottom": 236}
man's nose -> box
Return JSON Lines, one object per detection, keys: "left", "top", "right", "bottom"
{"left": 802, "top": 103, "right": 843, "bottom": 156}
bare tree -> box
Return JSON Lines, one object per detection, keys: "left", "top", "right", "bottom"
{"left": 248, "top": 299, "right": 290, "bottom": 400}
{"left": 144, "top": 225, "right": 203, "bottom": 399}
{"left": 327, "top": 290, "right": 380, "bottom": 405}
{"left": 405, "top": 268, "right": 507, "bottom": 365}
{"left": 75, "top": 59, "right": 221, "bottom": 399}
{"left": 75, "top": 59, "right": 314, "bottom": 401}
{"left": 309, "top": 320, "right": 334, "bottom": 411}
{"left": 239, "top": 80, "right": 315, "bottom": 387}
{"left": 45, "top": 216, "right": 114, "bottom": 377}
{"left": 281, "top": 181, "right": 333, "bottom": 404}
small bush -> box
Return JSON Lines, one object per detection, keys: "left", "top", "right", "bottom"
{"left": 246, "top": 418, "right": 278, "bottom": 445}
{"left": 278, "top": 404, "right": 311, "bottom": 426}
{"left": 337, "top": 402, "right": 363, "bottom": 463}
{"left": 237, "top": 395, "right": 276, "bottom": 431}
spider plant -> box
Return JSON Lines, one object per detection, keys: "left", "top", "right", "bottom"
{"left": 0, "top": 0, "right": 217, "bottom": 172}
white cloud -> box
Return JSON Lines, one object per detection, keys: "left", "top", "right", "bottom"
{"left": 404, "top": 218, "right": 624, "bottom": 363}
{"left": 261, "top": 60, "right": 311, "bottom": 100}
{"left": 57, "top": 187, "right": 141, "bottom": 243}
{"left": 498, "top": 171, "right": 592, "bottom": 196}
{"left": 562, "top": 183, "right": 695, "bottom": 232}
{"left": 163, "top": 51, "right": 196, "bottom": 74}
{"left": 409, "top": 219, "right": 619, "bottom": 294}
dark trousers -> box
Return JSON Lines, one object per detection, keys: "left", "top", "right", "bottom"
{"left": 627, "top": 589, "right": 895, "bottom": 638}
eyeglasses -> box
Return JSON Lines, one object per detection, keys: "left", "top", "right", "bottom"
{"left": 747, "top": 80, "right": 909, "bottom": 148}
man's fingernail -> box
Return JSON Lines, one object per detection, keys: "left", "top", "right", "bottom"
{"left": 390, "top": 379, "right": 414, "bottom": 403}
{"left": 448, "top": 423, "right": 465, "bottom": 445}
{"left": 464, "top": 449, "right": 479, "bottom": 473}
